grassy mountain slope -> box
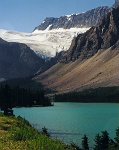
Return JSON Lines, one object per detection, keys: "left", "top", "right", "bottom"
{"left": 0, "top": 113, "right": 73, "bottom": 150}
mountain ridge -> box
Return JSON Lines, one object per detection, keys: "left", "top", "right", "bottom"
{"left": 33, "top": 7, "right": 119, "bottom": 93}
{"left": 59, "top": 7, "right": 119, "bottom": 63}
{"left": 0, "top": 6, "right": 110, "bottom": 59}
{"left": 0, "top": 38, "right": 46, "bottom": 79}
{"left": 34, "top": 6, "right": 111, "bottom": 31}
{"left": 0, "top": 5, "right": 115, "bottom": 82}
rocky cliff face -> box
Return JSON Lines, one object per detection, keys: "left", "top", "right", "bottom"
{"left": 60, "top": 7, "right": 119, "bottom": 63}
{"left": 0, "top": 38, "right": 45, "bottom": 79}
{"left": 34, "top": 6, "right": 111, "bottom": 31}
{"left": 114, "top": 0, "right": 119, "bottom": 8}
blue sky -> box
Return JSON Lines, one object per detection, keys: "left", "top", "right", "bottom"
{"left": 0, "top": 0, "right": 114, "bottom": 32}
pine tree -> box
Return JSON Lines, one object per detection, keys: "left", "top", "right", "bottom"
{"left": 94, "top": 131, "right": 109, "bottom": 150}
{"left": 94, "top": 134, "right": 102, "bottom": 150}
{"left": 115, "top": 127, "right": 119, "bottom": 148}
{"left": 70, "top": 142, "right": 80, "bottom": 150}
{"left": 100, "top": 131, "right": 109, "bottom": 150}
{"left": 41, "top": 127, "right": 50, "bottom": 137}
{"left": 108, "top": 139, "right": 116, "bottom": 150}
{"left": 82, "top": 135, "right": 89, "bottom": 150}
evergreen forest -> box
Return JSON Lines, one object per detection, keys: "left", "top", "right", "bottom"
{"left": 0, "top": 84, "right": 51, "bottom": 113}
{"left": 55, "top": 87, "right": 119, "bottom": 103}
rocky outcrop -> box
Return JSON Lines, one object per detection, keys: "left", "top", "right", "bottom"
{"left": 114, "top": 0, "right": 119, "bottom": 8}
{"left": 60, "top": 7, "right": 119, "bottom": 63}
{"left": 0, "top": 38, "right": 46, "bottom": 79}
{"left": 34, "top": 6, "right": 110, "bottom": 31}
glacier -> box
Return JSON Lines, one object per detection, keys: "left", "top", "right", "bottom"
{"left": 0, "top": 27, "right": 89, "bottom": 58}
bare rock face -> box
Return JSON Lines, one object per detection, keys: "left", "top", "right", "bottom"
{"left": 114, "top": 0, "right": 119, "bottom": 8}
{"left": 34, "top": 6, "right": 110, "bottom": 31}
{"left": 0, "top": 38, "right": 45, "bottom": 79}
{"left": 60, "top": 7, "right": 119, "bottom": 63}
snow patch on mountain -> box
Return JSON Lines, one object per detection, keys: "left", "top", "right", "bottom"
{"left": 45, "top": 24, "right": 53, "bottom": 31}
{"left": 0, "top": 27, "right": 89, "bottom": 58}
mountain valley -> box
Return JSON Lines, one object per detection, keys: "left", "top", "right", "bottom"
{"left": 0, "top": 4, "right": 119, "bottom": 94}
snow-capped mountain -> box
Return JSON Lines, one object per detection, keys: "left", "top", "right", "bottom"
{"left": 34, "top": 6, "right": 110, "bottom": 31}
{"left": 0, "top": 28, "right": 89, "bottom": 58}
{"left": 34, "top": 7, "right": 119, "bottom": 92}
{"left": 0, "top": 6, "right": 110, "bottom": 58}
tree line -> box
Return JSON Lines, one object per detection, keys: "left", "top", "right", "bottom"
{"left": 82, "top": 128, "right": 119, "bottom": 150}
{"left": 0, "top": 84, "right": 51, "bottom": 115}
{"left": 79, "top": 128, "right": 119, "bottom": 150}
{"left": 54, "top": 87, "right": 119, "bottom": 102}
{"left": 41, "top": 126, "right": 119, "bottom": 150}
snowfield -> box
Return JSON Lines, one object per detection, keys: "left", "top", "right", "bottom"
{"left": 0, "top": 27, "right": 90, "bottom": 58}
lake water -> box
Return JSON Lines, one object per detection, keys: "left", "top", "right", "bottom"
{"left": 13, "top": 103, "right": 119, "bottom": 148}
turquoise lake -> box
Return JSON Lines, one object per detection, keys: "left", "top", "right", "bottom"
{"left": 13, "top": 103, "right": 119, "bottom": 148}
